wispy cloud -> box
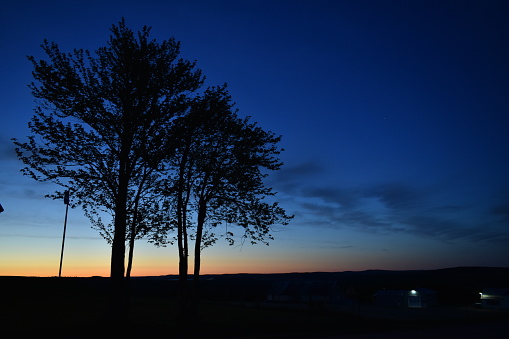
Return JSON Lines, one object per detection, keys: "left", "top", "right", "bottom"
{"left": 0, "top": 134, "right": 17, "bottom": 161}
{"left": 492, "top": 201, "right": 509, "bottom": 222}
{"left": 273, "top": 166, "right": 509, "bottom": 245}
{"left": 363, "top": 182, "right": 421, "bottom": 210}
{"left": 268, "top": 160, "right": 326, "bottom": 194}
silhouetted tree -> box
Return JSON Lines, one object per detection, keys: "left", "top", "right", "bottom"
{"left": 87, "top": 165, "right": 171, "bottom": 278}
{"left": 165, "top": 85, "right": 293, "bottom": 315}
{"left": 13, "top": 18, "right": 292, "bottom": 326}
{"left": 12, "top": 19, "right": 203, "bottom": 323}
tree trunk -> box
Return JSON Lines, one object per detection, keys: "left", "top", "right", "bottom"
{"left": 193, "top": 199, "right": 207, "bottom": 314}
{"left": 177, "top": 194, "right": 189, "bottom": 323}
{"left": 177, "top": 159, "right": 189, "bottom": 322}
{"left": 126, "top": 232, "right": 135, "bottom": 279}
{"left": 110, "top": 145, "right": 129, "bottom": 328}
{"left": 176, "top": 144, "right": 193, "bottom": 323}
{"left": 111, "top": 190, "right": 127, "bottom": 279}
{"left": 126, "top": 195, "right": 140, "bottom": 279}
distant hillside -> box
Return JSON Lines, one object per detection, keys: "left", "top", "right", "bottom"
{"left": 135, "top": 266, "right": 509, "bottom": 305}
{"left": 2, "top": 267, "right": 508, "bottom": 305}
{"left": 149, "top": 266, "right": 509, "bottom": 288}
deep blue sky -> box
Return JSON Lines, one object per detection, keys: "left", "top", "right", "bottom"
{"left": 1, "top": 0, "right": 508, "bottom": 276}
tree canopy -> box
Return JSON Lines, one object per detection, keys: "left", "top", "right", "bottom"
{"left": 13, "top": 18, "right": 204, "bottom": 280}
{"left": 162, "top": 84, "right": 293, "bottom": 315}
{"left": 13, "top": 18, "right": 292, "bottom": 321}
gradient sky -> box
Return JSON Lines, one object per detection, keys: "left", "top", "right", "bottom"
{"left": 1, "top": 0, "right": 508, "bottom": 277}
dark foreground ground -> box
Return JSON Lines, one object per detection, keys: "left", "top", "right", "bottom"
{"left": 1, "top": 267, "right": 508, "bottom": 338}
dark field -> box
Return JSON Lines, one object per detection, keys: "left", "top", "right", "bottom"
{"left": 1, "top": 267, "right": 508, "bottom": 338}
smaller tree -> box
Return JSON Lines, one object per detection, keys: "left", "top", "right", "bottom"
{"left": 166, "top": 85, "right": 293, "bottom": 314}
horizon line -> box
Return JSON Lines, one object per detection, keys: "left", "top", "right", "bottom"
{"left": 2, "top": 266, "right": 507, "bottom": 279}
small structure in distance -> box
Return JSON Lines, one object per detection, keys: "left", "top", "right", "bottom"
{"left": 480, "top": 288, "right": 509, "bottom": 309}
{"left": 373, "top": 288, "right": 437, "bottom": 308}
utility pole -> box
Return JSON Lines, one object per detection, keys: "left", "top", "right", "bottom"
{"left": 58, "top": 191, "right": 70, "bottom": 277}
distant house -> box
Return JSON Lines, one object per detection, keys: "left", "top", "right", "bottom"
{"left": 480, "top": 288, "right": 509, "bottom": 309}
{"left": 373, "top": 288, "right": 437, "bottom": 308}
{"left": 266, "top": 280, "right": 352, "bottom": 310}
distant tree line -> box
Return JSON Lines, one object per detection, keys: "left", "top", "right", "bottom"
{"left": 13, "top": 19, "right": 292, "bottom": 325}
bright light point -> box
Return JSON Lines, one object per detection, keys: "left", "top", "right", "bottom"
{"left": 410, "top": 289, "right": 417, "bottom": 294}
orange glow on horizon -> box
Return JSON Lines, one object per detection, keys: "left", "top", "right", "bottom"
{"left": 0, "top": 257, "right": 359, "bottom": 277}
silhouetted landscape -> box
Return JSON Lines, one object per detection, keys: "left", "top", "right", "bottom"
{"left": 2, "top": 267, "right": 508, "bottom": 337}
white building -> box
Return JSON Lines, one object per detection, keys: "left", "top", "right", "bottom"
{"left": 373, "top": 288, "right": 437, "bottom": 308}
{"left": 480, "top": 288, "right": 509, "bottom": 309}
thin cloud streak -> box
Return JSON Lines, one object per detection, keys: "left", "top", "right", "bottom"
{"left": 273, "top": 167, "right": 509, "bottom": 246}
